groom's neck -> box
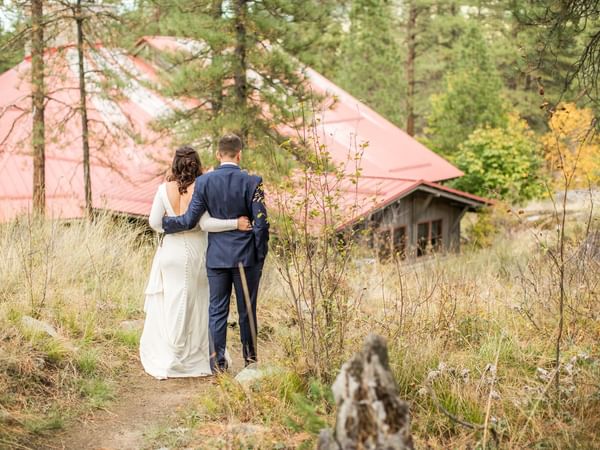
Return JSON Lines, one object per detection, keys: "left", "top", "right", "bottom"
{"left": 219, "top": 155, "right": 240, "bottom": 165}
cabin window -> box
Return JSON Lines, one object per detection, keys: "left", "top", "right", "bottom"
{"left": 392, "top": 226, "right": 407, "bottom": 259}
{"left": 417, "top": 222, "right": 429, "bottom": 256}
{"left": 417, "top": 219, "right": 443, "bottom": 256}
{"left": 378, "top": 229, "right": 391, "bottom": 261}
{"left": 377, "top": 226, "right": 407, "bottom": 261}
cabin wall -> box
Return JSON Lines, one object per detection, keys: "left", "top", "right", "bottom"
{"left": 367, "top": 191, "right": 466, "bottom": 259}
{"left": 410, "top": 192, "right": 463, "bottom": 253}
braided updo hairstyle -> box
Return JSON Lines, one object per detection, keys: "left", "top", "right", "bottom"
{"left": 167, "top": 146, "right": 202, "bottom": 195}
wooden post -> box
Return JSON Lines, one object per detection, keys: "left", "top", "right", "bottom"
{"left": 451, "top": 205, "right": 469, "bottom": 251}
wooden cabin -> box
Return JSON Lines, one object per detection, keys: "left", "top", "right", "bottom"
{"left": 361, "top": 182, "right": 489, "bottom": 260}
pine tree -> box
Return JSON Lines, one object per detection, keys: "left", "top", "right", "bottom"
{"left": 0, "top": 25, "right": 24, "bottom": 74}
{"left": 426, "top": 23, "right": 507, "bottom": 156}
{"left": 513, "top": 0, "right": 600, "bottom": 119}
{"left": 400, "top": 0, "right": 482, "bottom": 136}
{"left": 54, "top": 0, "right": 124, "bottom": 219}
{"left": 335, "top": 0, "right": 405, "bottom": 127}
{"left": 404, "top": 0, "right": 423, "bottom": 136}
{"left": 465, "top": 0, "right": 581, "bottom": 131}
{"left": 3, "top": 1, "right": 139, "bottom": 218}
{"left": 130, "top": 0, "right": 341, "bottom": 170}
{"left": 289, "top": 2, "right": 347, "bottom": 77}
{"left": 73, "top": 0, "right": 92, "bottom": 219}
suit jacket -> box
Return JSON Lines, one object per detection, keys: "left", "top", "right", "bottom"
{"left": 162, "top": 164, "right": 269, "bottom": 268}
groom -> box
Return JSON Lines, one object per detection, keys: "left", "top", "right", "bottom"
{"left": 162, "top": 134, "right": 269, "bottom": 371}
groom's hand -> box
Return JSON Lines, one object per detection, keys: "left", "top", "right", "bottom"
{"left": 237, "top": 216, "right": 252, "bottom": 231}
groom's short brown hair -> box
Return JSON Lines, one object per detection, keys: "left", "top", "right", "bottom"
{"left": 218, "top": 133, "right": 242, "bottom": 158}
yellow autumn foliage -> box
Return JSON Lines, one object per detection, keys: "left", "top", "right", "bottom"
{"left": 542, "top": 103, "right": 600, "bottom": 189}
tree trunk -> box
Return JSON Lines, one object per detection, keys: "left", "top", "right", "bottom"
{"left": 233, "top": 0, "right": 249, "bottom": 143}
{"left": 317, "top": 334, "right": 414, "bottom": 450}
{"left": 211, "top": 0, "right": 224, "bottom": 116}
{"left": 405, "top": 1, "right": 417, "bottom": 137}
{"left": 31, "top": 0, "right": 45, "bottom": 215}
{"left": 211, "top": 0, "right": 224, "bottom": 150}
{"left": 76, "top": 0, "right": 92, "bottom": 219}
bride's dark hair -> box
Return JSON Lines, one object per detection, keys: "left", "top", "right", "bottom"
{"left": 167, "top": 146, "right": 202, "bottom": 194}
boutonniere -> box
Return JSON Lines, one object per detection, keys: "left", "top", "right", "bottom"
{"left": 253, "top": 182, "right": 265, "bottom": 203}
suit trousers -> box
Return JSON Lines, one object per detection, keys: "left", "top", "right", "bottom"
{"left": 207, "top": 264, "right": 262, "bottom": 370}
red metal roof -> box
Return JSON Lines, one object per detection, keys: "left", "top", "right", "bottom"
{"left": 0, "top": 45, "right": 172, "bottom": 221}
{"left": 0, "top": 36, "right": 485, "bottom": 224}
{"left": 302, "top": 68, "right": 463, "bottom": 182}
{"left": 138, "top": 35, "right": 463, "bottom": 183}
{"left": 271, "top": 171, "right": 490, "bottom": 232}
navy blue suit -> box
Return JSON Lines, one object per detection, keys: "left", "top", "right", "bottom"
{"left": 162, "top": 163, "right": 269, "bottom": 369}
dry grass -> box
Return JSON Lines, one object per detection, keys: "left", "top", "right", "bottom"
{"left": 149, "top": 208, "right": 600, "bottom": 449}
{"left": 0, "top": 214, "right": 152, "bottom": 448}
{"left": 1, "top": 208, "right": 599, "bottom": 449}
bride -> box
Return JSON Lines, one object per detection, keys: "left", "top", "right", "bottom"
{"left": 140, "top": 146, "right": 251, "bottom": 379}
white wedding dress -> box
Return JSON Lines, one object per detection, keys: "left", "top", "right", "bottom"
{"left": 140, "top": 183, "right": 237, "bottom": 379}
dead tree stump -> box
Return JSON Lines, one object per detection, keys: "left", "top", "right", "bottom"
{"left": 317, "top": 334, "right": 414, "bottom": 450}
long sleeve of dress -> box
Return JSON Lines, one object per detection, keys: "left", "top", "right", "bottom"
{"left": 199, "top": 212, "right": 238, "bottom": 232}
{"left": 149, "top": 187, "right": 166, "bottom": 232}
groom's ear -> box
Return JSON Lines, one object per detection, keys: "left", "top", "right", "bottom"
{"left": 215, "top": 150, "right": 221, "bottom": 162}
{"left": 237, "top": 150, "right": 242, "bottom": 163}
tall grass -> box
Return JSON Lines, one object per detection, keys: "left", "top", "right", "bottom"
{"left": 1, "top": 207, "right": 598, "bottom": 449}
{"left": 0, "top": 214, "right": 152, "bottom": 447}
{"left": 150, "top": 209, "right": 600, "bottom": 449}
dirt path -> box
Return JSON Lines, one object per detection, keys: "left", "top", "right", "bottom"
{"left": 38, "top": 369, "right": 210, "bottom": 450}
{"left": 38, "top": 347, "right": 246, "bottom": 450}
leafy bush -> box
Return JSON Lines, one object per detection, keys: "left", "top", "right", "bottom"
{"left": 453, "top": 116, "right": 544, "bottom": 203}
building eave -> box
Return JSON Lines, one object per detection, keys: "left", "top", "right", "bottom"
{"left": 336, "top": 179, "right": 492, "bottom": 231}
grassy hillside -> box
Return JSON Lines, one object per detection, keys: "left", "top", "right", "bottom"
{"left": 147, "top": 205, "right": 599, "bottom": 449}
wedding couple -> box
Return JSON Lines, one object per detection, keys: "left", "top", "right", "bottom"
{"left": 140, "top": 134, "right": 269, "bottom": 379}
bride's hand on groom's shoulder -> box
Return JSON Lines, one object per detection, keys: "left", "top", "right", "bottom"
{"left": 237, "top": 216, "right": 253, "bottom": 232}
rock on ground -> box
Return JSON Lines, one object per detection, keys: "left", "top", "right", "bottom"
{"left": 21, "top": 315, "right": 59, "bottom": 337}
{"left": 21, "top": 315, "right": 77, "bottom": 352}
{"left": 119, "top": 319, "right": 145, "bottom": 331}
{"left": 234, "top": 363, "right": 281, "bottom": 386}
